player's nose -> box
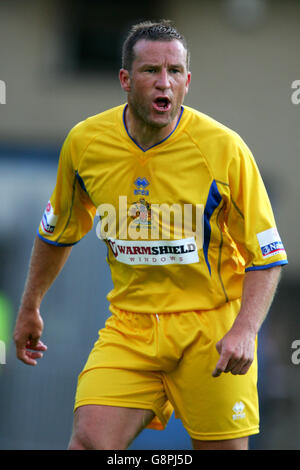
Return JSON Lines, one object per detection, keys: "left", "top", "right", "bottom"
{"left": 155, "top": 69, "right": 171, "bottom": 90}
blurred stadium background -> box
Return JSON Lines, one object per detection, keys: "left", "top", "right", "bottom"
{"left": 0, "top": 0, "right": 299, "bottom": 450}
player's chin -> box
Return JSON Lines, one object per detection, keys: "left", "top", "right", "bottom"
{"left": 149, "top": 110, "right": 174, "bottom": 128}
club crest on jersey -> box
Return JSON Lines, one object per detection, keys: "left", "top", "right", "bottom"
{"left": 134, "top": 177, "right": 149, "bottom": 196}
{"left": 40, "top": 201, "right": 58, "bottom": 235}
{"left": 129, "top": 198, "right": 151, "bottom": 226}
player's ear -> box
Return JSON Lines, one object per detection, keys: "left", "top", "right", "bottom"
{"left": 119, "top": 69, "right": 131, "bottom": 92}
{"left": 185, "top": 72, "right": 191, "bottom": 96}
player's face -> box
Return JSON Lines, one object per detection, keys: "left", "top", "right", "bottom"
{"left": 120, "top": 39, "right": 191, "bottom": 129}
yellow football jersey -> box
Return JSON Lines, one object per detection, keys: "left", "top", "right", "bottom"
{"left": 38, "top": 104, "right": 288, "bottom": 313}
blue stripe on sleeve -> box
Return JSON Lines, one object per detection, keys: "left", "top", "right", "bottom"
{"left": 203, "top": 180, "right": 222, "bottom": 275}
{"left": 37, "top": 230, "right": 79, "bottom": 247}
{"left": 76, "top": 171, "right": 88, "bottom": 193}
{"left": 245, "top": 260, "right": 288, "bottom": 272}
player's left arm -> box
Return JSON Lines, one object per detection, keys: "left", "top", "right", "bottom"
{"left": 212, "top": 265, "right": 281, "bottom": 377}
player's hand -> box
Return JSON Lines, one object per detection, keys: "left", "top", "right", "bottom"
{"left": 13, "top": 307, "right": 47, "bottom": 366}
{"left": 212, "top": 326, "right": 255, "bottom": 378}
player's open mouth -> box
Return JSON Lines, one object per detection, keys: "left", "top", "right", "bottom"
{"left": 152, "top": 97, "right": 171, "bottom": 112}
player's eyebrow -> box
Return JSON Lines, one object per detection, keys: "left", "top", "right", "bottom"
{"left": 139, "top": 63, "right": 185, "bottom": 71}
{"left": 139, "top": 63, "right": 159, "bottom": 69}
{"left": 168, "top": 64, "right": 185, "bottom": 70}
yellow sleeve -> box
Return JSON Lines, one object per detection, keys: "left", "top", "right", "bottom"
{"left": 226, "top": 136, "right": 288, "bottom": 271}
{"left": 37, "top": 128, "right": 96, "bottom": 246}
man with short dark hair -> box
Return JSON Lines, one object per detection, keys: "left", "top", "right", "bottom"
{"left": 122, "top": 20, "right": 190, "bottom": 71}
{"left": 13, "top": 20, "right": 287, "bottom": 450}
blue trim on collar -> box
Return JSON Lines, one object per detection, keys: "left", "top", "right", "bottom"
{"left": 122, "top": 104, "right": 184, "bottom": 152}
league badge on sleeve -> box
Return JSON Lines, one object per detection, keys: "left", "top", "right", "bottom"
{"left": 256, "top": 227, "right": 286, "bottom": 259}
{"left": 40, "top": 201, "right": 58, "bottom": 235}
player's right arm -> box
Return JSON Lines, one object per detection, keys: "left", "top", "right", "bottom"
{"left": 14, "top": 235, "right": 72, "bottom": 366}
{"left": 14, "top": 123, "right": 96, "bottom": 365}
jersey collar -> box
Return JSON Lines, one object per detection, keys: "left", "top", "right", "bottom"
{"left": 122, "top": 104, "right": 184, "bottom": 153}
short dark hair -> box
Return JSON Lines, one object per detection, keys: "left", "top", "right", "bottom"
{"left": 122, "top": 20, "right": 190, "bottom": 72}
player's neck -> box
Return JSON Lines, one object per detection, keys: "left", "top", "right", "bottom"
{"left": 125, "top": 105, "right": 180, "bottom": 151}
